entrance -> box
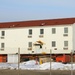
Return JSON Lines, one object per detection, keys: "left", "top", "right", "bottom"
{"left": 34, "top": 44, "right": 42, "bottom": 54}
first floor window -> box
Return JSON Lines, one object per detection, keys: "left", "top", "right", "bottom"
{"left": 52, "top": 41, "right": 56, "bottom": 47}
{"left": 28, "top": 42, "right": 32, "bottom": 47}
{"left": 64, "top": 41, "right": 68, "bottom": 47}
{"left": 1, "top": 43, "right": 5, "bottom": 48}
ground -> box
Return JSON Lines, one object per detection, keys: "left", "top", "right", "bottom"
{"left": 0, "top": 69, "right": 75, "bottom": 75}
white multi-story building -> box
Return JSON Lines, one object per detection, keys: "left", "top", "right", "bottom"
{"left": 0, "top": 18, "right": 75, "bottom": 63}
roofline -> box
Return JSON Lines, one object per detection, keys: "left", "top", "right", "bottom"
{"left": 0, "top": 17, "right": 75, "bottom": 28}
{"left": 0, "top": 17, "right": 75, "bottom": 23}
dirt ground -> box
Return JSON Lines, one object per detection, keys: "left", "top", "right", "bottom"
{"left": 0, "top": 69, "right": 75, "bottom": 75}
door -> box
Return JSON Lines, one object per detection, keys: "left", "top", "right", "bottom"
{"left": 35, "top": 44, "right": 42, "bottom": 54}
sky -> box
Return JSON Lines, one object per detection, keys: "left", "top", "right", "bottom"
{"left": 0, "top": 0, "right": 75, "bottom": 22}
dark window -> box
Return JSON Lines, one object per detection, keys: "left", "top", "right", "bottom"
{"left": 1, "top": 43, "right": 4, "bottom": 48}
{"left": 64, "top": 27, "right": 68, "bottom": 33}
{"left": 29, "top": 29, "right": 32, "bottom": 35}
{"left": 64, "top": 41, "right": 68, "bottom": 47}
{"left": 2, "top": 31, "right": 5, "bottom": 36}
{"left": 28, "top": 42, "right": 32, "bottom": 47}
{"left": 52, "top": 28, "right": 56, "bottom": 34}
{"left": 40, "top": 29, "right": 44, "bottom": 34}
{"left": 52, "top": 41, "right": 56, "bottom": 47}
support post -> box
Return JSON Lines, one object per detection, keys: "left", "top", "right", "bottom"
{"left": 50, "top": 49, "right": 52, "bottom": 75}
{"left": 18, "top": 48, "right": 20, "bottom": 69}
{"left": 71, "top": 52, "right": 73, "bottom": 75}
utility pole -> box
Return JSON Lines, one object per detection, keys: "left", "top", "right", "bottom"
{"left": 71, "top": 51, "right": 73, "bottom": 75}
{"left": 18, "top": 48, "right": 20, "bottom": 69}
{"left": 50, "top": 49, "right": 52, "bottom": 75}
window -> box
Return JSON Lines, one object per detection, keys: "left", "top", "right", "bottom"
{"left": 64, "top": 41, "right": 68, "bottom": 47}
{"left": 64, "top": 27, "right": 68, "bottom": 33}
{"left": 40, "top": 29, "right": 44, "bottom": 34}
{"left": 1, "top": 43, "right": 5, "bottom": 48}
{"left": 52, "top": 28, "right": 56, "bottom": 34}
{"left": 52, "top": 41, "right": 56, "bottom": 47}
{"left": 1, "top": 31, "right": 5, "bottom": 36}
{"left": 28, "top": 42, "right": 32, "bottom": 47}
{"left": 29, "top": 29, "right": 32, "bottom": 35}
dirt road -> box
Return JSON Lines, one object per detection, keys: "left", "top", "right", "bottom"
{"left": 0, "top": 69, "right": 75, "bottom": 75}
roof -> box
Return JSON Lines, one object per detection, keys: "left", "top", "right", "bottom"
{"left": 0, "top": 18, "right": 75, "bottom": 28}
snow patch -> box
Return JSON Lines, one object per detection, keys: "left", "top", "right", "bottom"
{"left": 0, "top": 60, "right": 75, "bottom": 70}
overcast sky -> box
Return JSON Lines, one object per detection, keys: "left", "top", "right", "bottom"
{"left": 0, "top": 0, "right": 75, "bottom": 22}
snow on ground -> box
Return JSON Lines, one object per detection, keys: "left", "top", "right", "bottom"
{"left": 20, "top": 60, "right": 39, "bottom": 70}
{"left": 0, "top": 60, "right": 75, "bottom": 70}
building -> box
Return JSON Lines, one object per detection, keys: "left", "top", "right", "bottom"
{"left": 0, "top": 18, "right": 75, "bottom": 63}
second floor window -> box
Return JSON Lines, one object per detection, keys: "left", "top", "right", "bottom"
{"left": 29, "top": 29, "right": 32, "bottom": 35}
{"left": 40, "top": 29, "right": 44, "bottom": 34}
{"left": 64, "top": 27, "right": 68, "bottom": 33}
{"left": 52, "top": 28, "right": 56, "bottom": 34}
{"left": 1, "top": 31, "right": 5, "bottom": 36}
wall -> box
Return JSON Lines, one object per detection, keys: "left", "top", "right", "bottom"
{"left": 7, "top": 54, "right": 18, "bottom": 63}
{"left": 73, "top": 23, "right": 75, "bottom": 52}
{"left": 0, "top": 24, "right": 73, "bottom": 54}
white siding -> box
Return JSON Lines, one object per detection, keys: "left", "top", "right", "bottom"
{"left": 0, "top": 24, "right": 73, "bottom": 54}
{"left": 7, "top": 54, "right": 18, "bottom": 63}
{"left": 73, "top": 23, "right": 75, "bottom": 52}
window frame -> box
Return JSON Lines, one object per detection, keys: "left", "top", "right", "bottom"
{"left": 1, "top": 31, "right": 5, "bottom": 36}
{"left": 64, "top": 41, "right": 68, "bottom": 47}
{"left": 40, "top": 29, "right": 44, "bottom": 34}
{"left": 1, "top": 43, "right": 5, "bottom": 48}
{"left": 64, "top": 27, "right": 68, "bottom": 33}
{"left": 52, "top": 28, "right": 56, "bottom": 34}
{"left": 52, "top": 41, "right": 56, "bottom": 47}
{"left": 28, "top": 42, "right": 32, "bottom": 48}
{"left": 29, "top": 29, "right": 32, "bottom": 35}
